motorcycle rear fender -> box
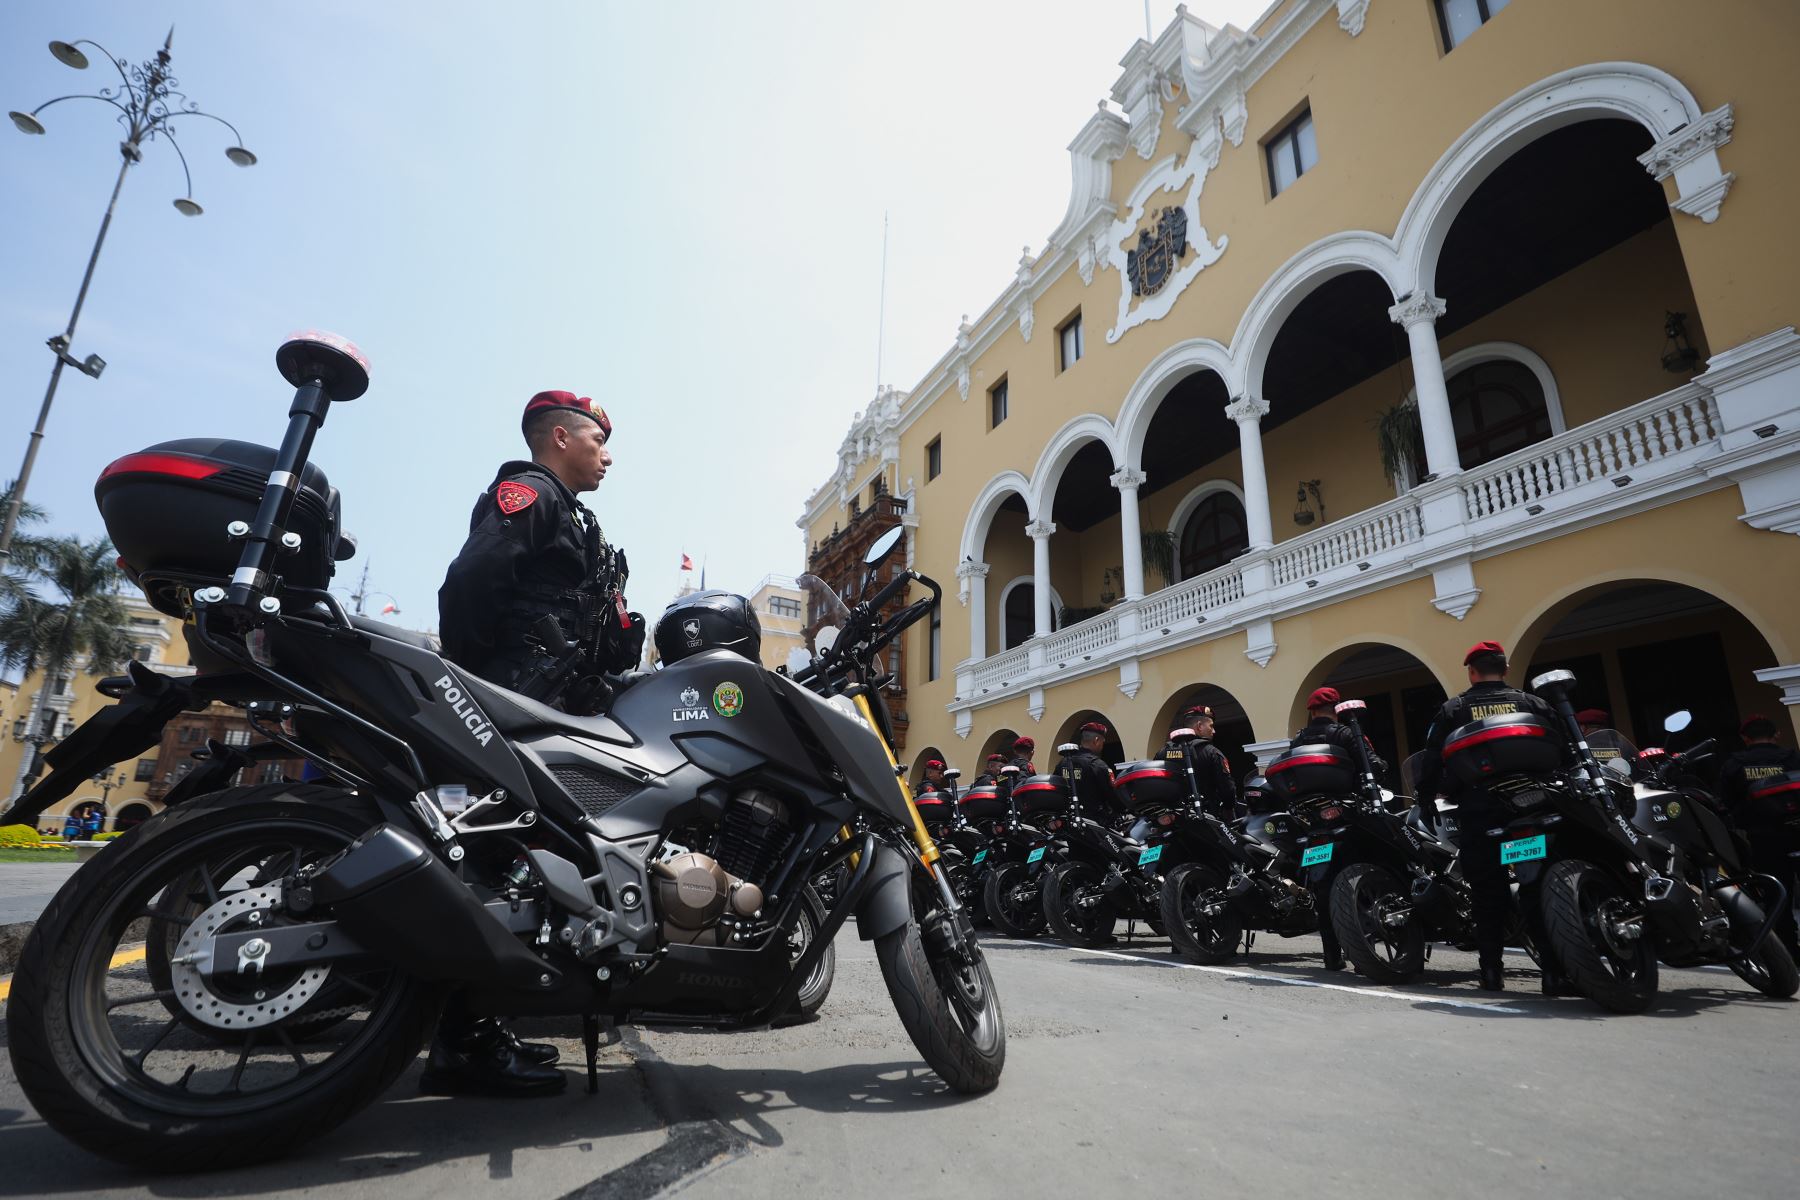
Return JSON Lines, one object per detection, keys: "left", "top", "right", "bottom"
{"left": 853, "top": 841, "right": 913, "bottom": 941}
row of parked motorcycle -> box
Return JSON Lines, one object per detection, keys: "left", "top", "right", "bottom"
{"left": 906, "top": 670, "right": 1799, "bottom": 1013}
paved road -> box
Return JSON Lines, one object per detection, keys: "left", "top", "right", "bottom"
{"left": 0, "top": 863, "right": 79, "bottom": 925}
{"left": 0, "top": 926, "right": 1793, "bottom": 1198}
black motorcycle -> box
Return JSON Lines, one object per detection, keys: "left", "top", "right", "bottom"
{"left": 1039, "top": 748, "right": 1167, "bottom": 948}
{"left": 1295, "top": 701, "right": 1480, "bottom": 984}
{"left": 978, "top": 768, "right": 1058, "bottom": 939}
{"left": 1454, "top": 670, "right": 1795, "bottom": 1011}
{"left": 1, "top": 334, "right": 1004, "bottom": 1169}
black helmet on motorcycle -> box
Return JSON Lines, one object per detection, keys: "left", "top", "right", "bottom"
{"left": 654, "top": 590, "right": 761, "bottom": 664}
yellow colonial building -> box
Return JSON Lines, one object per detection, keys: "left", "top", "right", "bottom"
{"left": 802, "top": 0, "right": 1800, "bottom": 784}
{"left": 1, "top": 595, "right": 193, "bottom": 833}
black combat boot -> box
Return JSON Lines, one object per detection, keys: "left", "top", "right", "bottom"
{"left": 419, "top": 1015, "right": 565, "bottom": 1097}
{"left": 1477, "top": 959, "right": 1505, "bottom": 992}
{"left": 505, "top": 1026, "right": 561, "bottom": 1066}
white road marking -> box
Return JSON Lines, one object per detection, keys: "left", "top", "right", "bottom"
{"left": 1077, "top": 947, "right": 1529, "bottom": 1014}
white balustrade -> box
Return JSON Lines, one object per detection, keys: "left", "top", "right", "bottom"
{"left": 1269, "top": 497, "right": 1424, "bottom": 587}
{"left": 969, "top": 644, "right": 1031, "bottom": 693}
{"left": 1042, "top": 609, "right": 1120, "bottom": 666}
{"left": 1460, "top": 386, "right": 1720, "bottom": 520}
{"left": 1138, "top": 563, "right": 1246, "bottom": 631}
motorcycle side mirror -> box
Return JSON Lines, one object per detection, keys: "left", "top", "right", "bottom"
{"left": 1606, "top": 756, "right": 1633, "bottom": 778}
{"left": 785, "top": 646, "right": 813, "bottom": 674}
{"left": 1530, "top": 668, "right": 1577, "bottom": 692}
{"left": 943, "top": 768, "right": 961, "bottom": 781}
{"left": 864, "top": 526, "right": 905, "bottom": 569}
{"left": 813, "top": 627, "right": 839, "bottom": 654}
{"left": 1664, "top": 710, "right": 1693, "bottom": 734}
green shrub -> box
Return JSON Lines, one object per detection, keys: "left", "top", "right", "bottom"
{"left": 95, "top": 831, "right": 124, "bottom": 841}
{"left": 0, "top": 825, "right": 43, "bottom": 847}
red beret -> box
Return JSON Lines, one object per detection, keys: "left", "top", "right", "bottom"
{"left": 1307, "top": 687, "right": 1340, "bottom": 710}
{"left": 1741, "top": 713, "right": 1777, "bottom": 737}
{"left": 1574, "top": 709, "right": 1610, "bottom": 727}
{"left": 523, "top": 390, "right": 611, "bottom": 440}
{"left": 986, "top": 753, "right": 1007, "bottom": 764}
{"left": 1463, "top": 640, "right": 1507, "bottom": 665}
{"left": 1012, "top": 736, "right": 1035, "bottom": 752}
{"left": 1179, "top": 704, "right": 1213, "bottom": 721}
{"left": 924, "top": 759, "right": 945, "bottom": 770}
{"left": 1080, "top": 721, "right": 1109, "bottom": 736}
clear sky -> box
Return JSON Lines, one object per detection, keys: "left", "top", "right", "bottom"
{"left": 2, "top": 0, "right": 1271, "bottom": 629}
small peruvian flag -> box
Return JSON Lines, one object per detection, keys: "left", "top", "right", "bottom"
{"left": 381, "top": 603, "right": 399, "bottom": 615}
{"left": 681, "top": 553, "right": 695, "bottom": 572}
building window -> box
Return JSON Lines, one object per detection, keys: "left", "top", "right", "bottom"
{"left": 178, "top": 725, "right": 202, "bottom": 744}
{"left": 223, "top": 728, "right": 253, "bottom": 747}
{"left": 1447, "top": 359, "right": 1552, "bottom": 471}
{"left": 925, "top": 437, "right": 942, "bottom": 481}
{"left": 927, "top": 603, "right": 941, "bottom": 682}
{"left": 1266, "top": 109, "right": 1318, "bottom": 196}
{"left": 1058, "top": 314, "right": 1084, "bottom": 371}
{"left": 1436, "top": 0, "right": 1510, "bottom": 50}
{"left": 257, "top": 761, "right": 286, "bottom": 784}
{"left": 131, "top": 644, "right": 153, "bottom": 662}
{"left": 768, "top": 595, "right": 802, "bottom": 619}
{"left": 134, "top": 758, "right": 157, "bottom": 782}
{"left": 989, "top": 378, "right": 1009, "bottom": 429}
{"left": 54, "top": 675, "right": 71, "bottom": 696}
{"left": 130, "top": 616, "right": 160, "bottom": 627}
{"left": 1178, "top": 493, "right": 1251, "bottom": 580}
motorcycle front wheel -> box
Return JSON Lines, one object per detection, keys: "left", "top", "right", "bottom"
{"left": 7, "top": 785, "right": 436, "bottom": 1170}
{"left": 874, "top": 864, "right": 1004, "bottom": 1093}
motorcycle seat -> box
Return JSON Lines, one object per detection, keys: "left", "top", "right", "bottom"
{"left": 349, "top": 614, "right": 440, "bottom": 652}
{"left": 1243, "top": 840, "right": 1279, "bottom": 858}
{"left": 454, "top": 668, "right": 635, "bottom": 746}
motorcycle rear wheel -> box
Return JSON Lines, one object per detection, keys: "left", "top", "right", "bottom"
{"left": 1160, "top": 862, "right": 1243, "bottom": 964}
{"left": 1540, "top": 857, "right": 1658, "bottom": 1013}
{"left": 1042, "top": 861, "right": 1117, "bottom": 947}
{"left": 874, "top": 868, "right": 1004, "bottom": 1093}
{"left": 983, "top": 862, "right": 1046, "bottom": 939}
{"left": 1330, "top": 863, "right": 1426, "bottom": 984}
{"left": 6, "top": 785, "right": 435, "bottom": 1170}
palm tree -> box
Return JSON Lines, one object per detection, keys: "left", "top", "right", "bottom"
{"left": 2, "top": 535, "right": 133, "bottom": 799}
{"left": 0, "top": 480, "right": 49, "bottom": 607}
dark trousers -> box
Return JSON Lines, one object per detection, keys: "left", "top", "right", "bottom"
{"left": 1457, "top": 819, "right": 1520, "bottom": 971}
{"left": 1747, "top": 835, "right": 1800, "bottom": 956}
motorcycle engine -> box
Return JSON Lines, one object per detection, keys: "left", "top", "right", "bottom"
{"left": 653, "top": 789, "right": 795, "bottom": 946}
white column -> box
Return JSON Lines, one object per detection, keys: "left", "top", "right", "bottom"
{"left": 957, "top": 561, "right": 990, "bottom": 661}
{"left": 1026, "top": 519, "right": 1056, "bottom": 638}
{"left": 1225, "top": 395, "right": 1274, "bottom": 550}
{"left": 1110, "top": 467, "right": 1147, "bottom": 599}
{"left": 1388, "top": 293, "right": 1461, "bottom": 481}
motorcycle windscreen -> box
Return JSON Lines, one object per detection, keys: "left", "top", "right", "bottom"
{"left": 770, "top": 673, "right": 912, "bottom": 825}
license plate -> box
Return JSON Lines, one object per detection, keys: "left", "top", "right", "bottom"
{"left": 972, "top": 849, "right": 988, "bottom": 866}
{"left": 1138, "top": 844, "right": 1164, "bottom": 867}
{"left": 1301, "top": 843, "right": 1334, "bottom": 867}
{"left": 1026, "top": 846, "right": 1046, "bottom": 864}
{"left": 1500, "top": 834, "right": 1547, "bottom": 864}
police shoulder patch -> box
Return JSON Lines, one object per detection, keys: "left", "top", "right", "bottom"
{"left": 496, "top": 480, "right": 538, "bottom": 515}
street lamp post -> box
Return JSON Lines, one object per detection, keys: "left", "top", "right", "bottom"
{"left": 1, "top": 29, "right": 256, "bottom": 562}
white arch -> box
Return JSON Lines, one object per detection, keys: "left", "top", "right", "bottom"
{"left": 1227, "top": 229, "right": 1406, "bottom": 401}
{"left": 959, "top": 470, "right": 1033, "bottom": 564}
{"left": 1394, "top": 342, "right": 1566, "bottom": 492}
{"left": 1395, "top": 62, "right": 1710, "bottom": 298}
{"left": 1166, "top": 479, "right": 1248, "bottom": 573}
{"left": 996, "top": 575, "right": 1064, "bottom": 650}
{"left": 1027, "top": 414, "right": 1123, "bottom": 519}
{"left": 1114, "top": 338, "right": 1235, "bottom": 471}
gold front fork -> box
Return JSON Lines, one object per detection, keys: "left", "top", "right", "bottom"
{"left": 852, "top": 692, "right": 941, "bottom": 869}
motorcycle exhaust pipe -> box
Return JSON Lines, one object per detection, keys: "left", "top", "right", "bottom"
{"left": 310, "top": 824, "right": 561, "bottom": 989}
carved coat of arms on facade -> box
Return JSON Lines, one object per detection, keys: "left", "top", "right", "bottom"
{"left": 1126, "top": 206, "right": 1189, "bottom": 297}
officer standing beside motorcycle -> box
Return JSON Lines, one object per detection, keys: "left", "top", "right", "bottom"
{"left": 1061, "top": 722, "right": 1128, "bottom": 827}
{"left": 1719, "top": 713, "right": 1800, "bottom": 960}
{"left": 1163, "top": 704, "right": 1239, "bottom": 818}
{"left": 429, "top": 389, "right": 645, "bottom": 1098}
{"left": 923, "top": 757, "right": 957, "bottom": 799}
{"left": 1414, "top": 641, "right": 1570, "bottom": 994}
{"left": 1010, "top": 736, "right": 1038, "bottom": 776}
{"left": 974, "top": 753, "right": 1008, "bottom": 786}
{"left": 439, "top": 390, "right": 644, "bottom": 707}
{"left": 1292, "top": 688, "right": 1389, "bottom": 783}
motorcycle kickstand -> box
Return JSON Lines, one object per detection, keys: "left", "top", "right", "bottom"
{"left": 581, "top": 1014, "right": 614, "bottom": 1095}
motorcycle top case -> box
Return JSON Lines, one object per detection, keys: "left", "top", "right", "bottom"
{"left": 959, "top": 782, "right": 1007, "bottom": 821}
{"left": 1442, "top": 713, "right": 1562, "bottom": 787}
{"left": 1266, "top": 743, "right": 1358, "bottom": 799}
{"left": 96, "top": 439, "right": 345, "bottom": 616}
{"left": 913, "top": 787, "right": 955, "bottom": 823}
{"left": 1744, "top": 769, "right": 1800, "bottom": 826}
{"left": 1013, "top": 773, "right": 1070, "bottom": 817}
{"left": 1116, "top": 760, "right": 1184, "bottom": 812}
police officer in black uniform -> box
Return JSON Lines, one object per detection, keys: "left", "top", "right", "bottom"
{"left": 1413, "top": 641, "right": 1570, "bottom": 994}
{"left": 425, "top": 390, "right": 643, "bottom": 1099}
{"left": 1719, "top": 713, "right": 1800, "bottom": 959}
{"left": 1162, "top": 704, "right": 1238, "bottom": 818}
{"left": 973, "top": 753, "right": 1009, "bottom": 786}
{"left": 1292, "top": 687, "right": 1389, "bottom": 784}
{"left": 1061, "top": 722, "right": 1128, "bottom": 827}
{"left": 1009, "top": 736, "right": 1038, "bottom": 776}
{"left": 439, "top": 390, "right": 643, "bottom": 701}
